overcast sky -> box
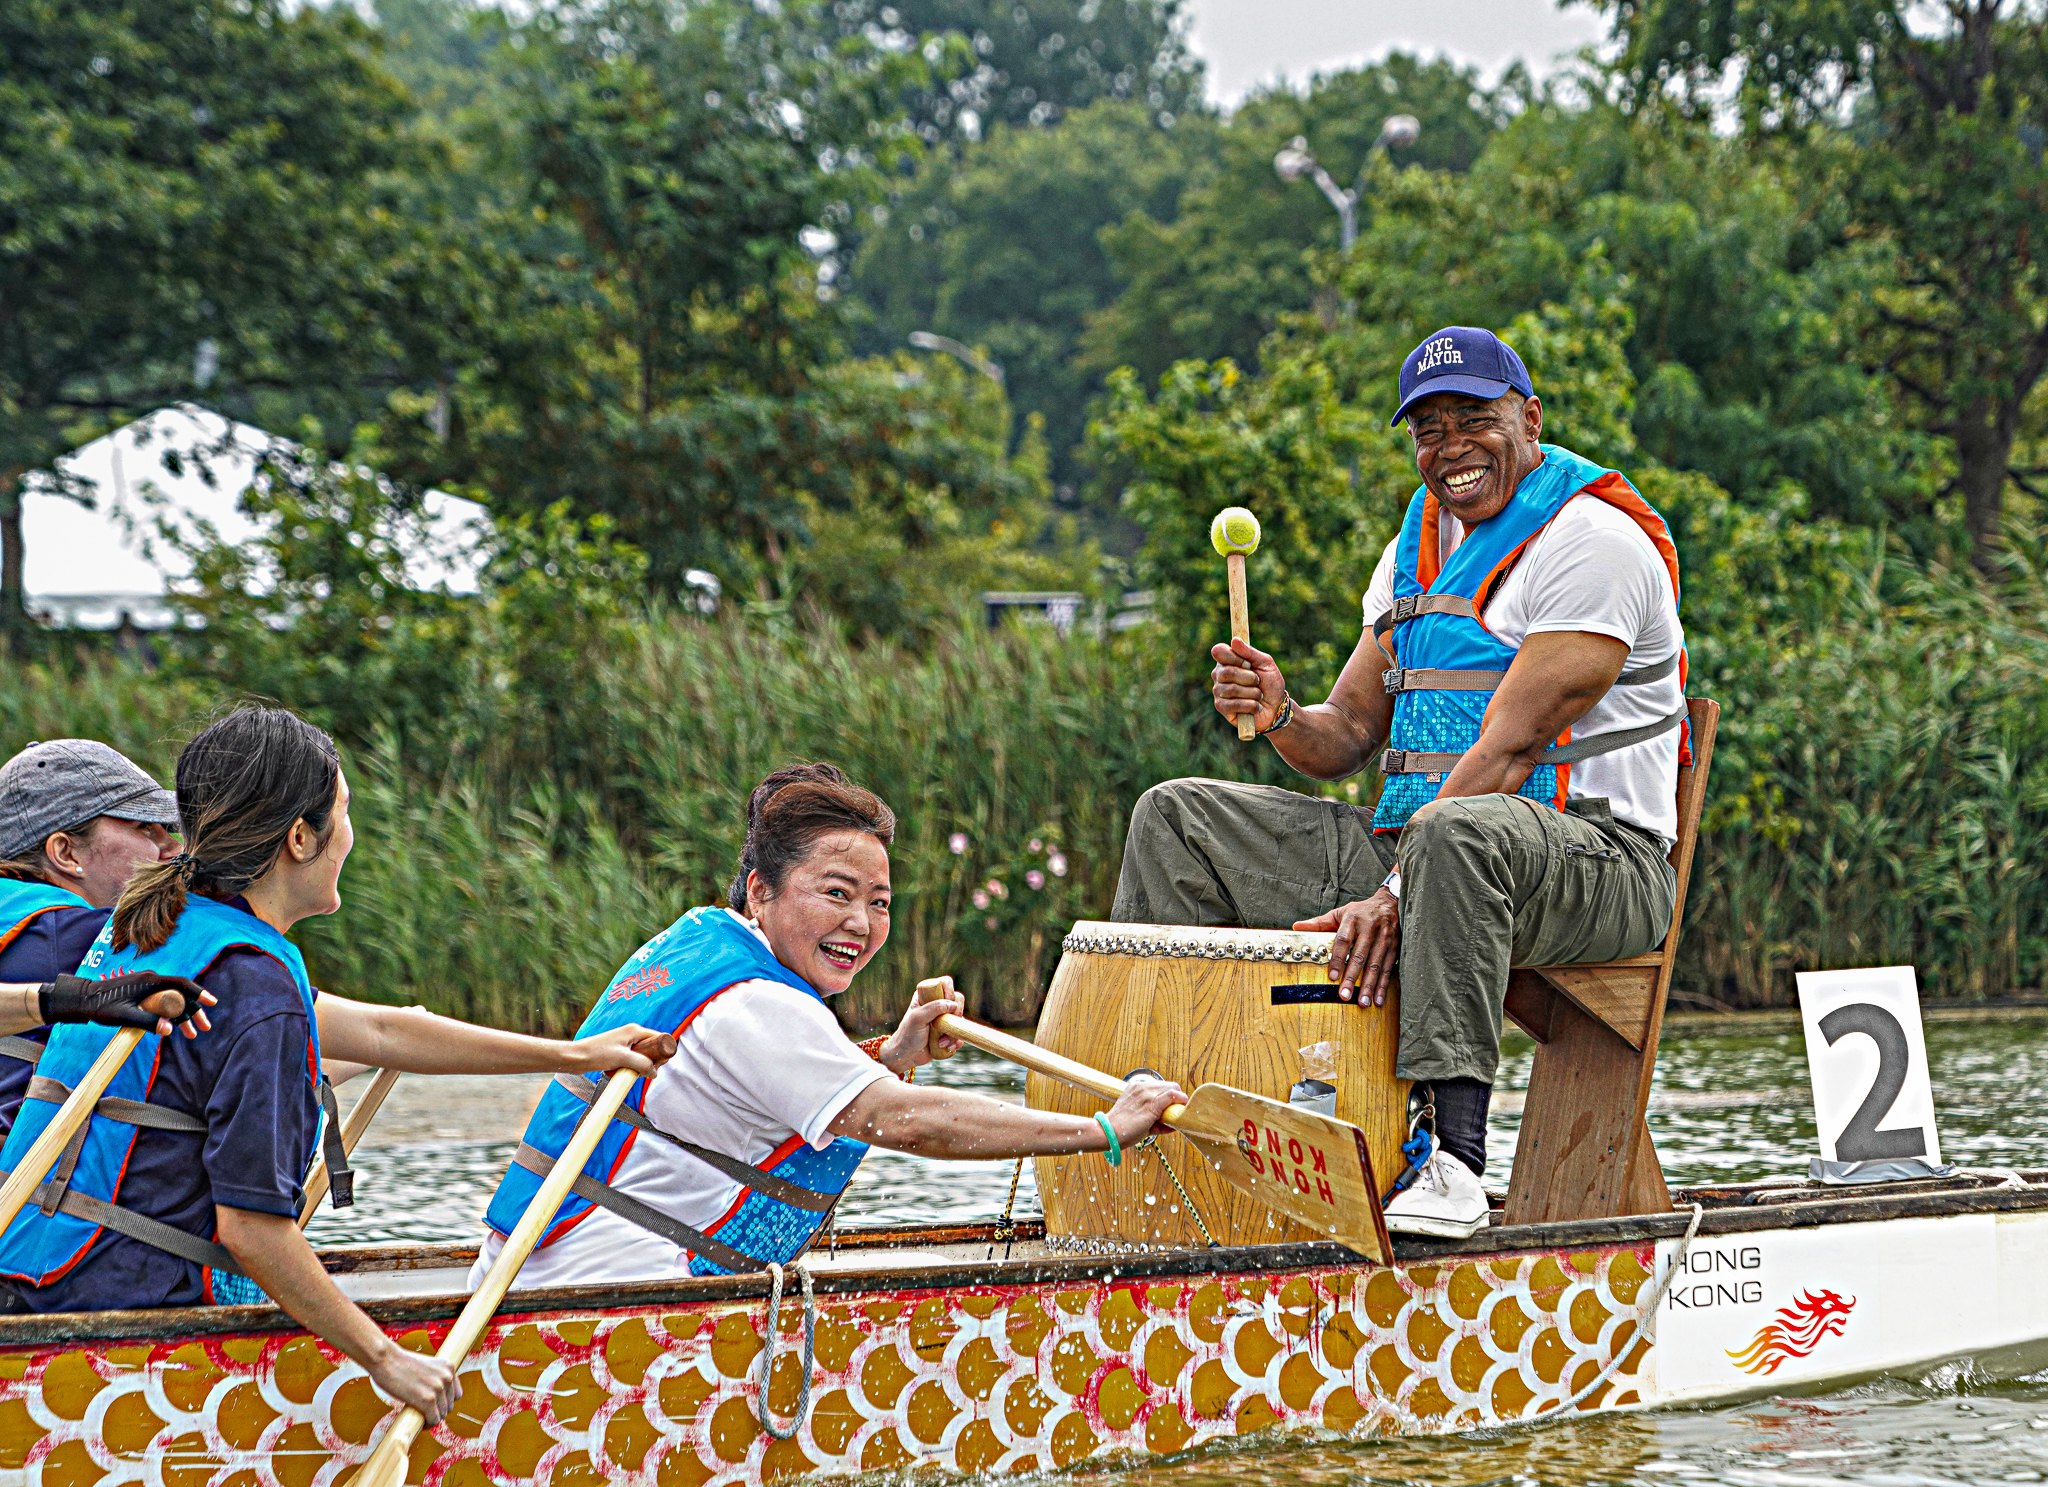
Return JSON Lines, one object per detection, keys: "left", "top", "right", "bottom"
{"left": 1187, "top": 0, "right": 1611, "bottom": 105}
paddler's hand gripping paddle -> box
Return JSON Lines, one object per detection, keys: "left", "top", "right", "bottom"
{"left": 915, "top": 979, "right": 1391, "bottom": 1260}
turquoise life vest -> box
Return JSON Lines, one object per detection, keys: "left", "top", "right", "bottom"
{"left": 485, "top": 905, "right": 870, "bottom": 1277}
{"left": 0, "top": 897, "right": 322, "bottom": 1289}
{"left": 0, "top": 880, "right": 91, "bottom": 954}
{"left": 1372, "top": 444, "right": 1688, "bottom": 831}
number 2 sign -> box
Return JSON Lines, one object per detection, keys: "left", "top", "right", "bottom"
{"left": 1795, "top": 966, "right": 1943, "bottom": 1170}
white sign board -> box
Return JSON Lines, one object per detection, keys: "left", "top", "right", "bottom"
{"left": 1794, "top": 966, "right": 1941, "bottom": 1166}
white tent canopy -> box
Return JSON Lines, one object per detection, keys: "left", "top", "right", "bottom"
{"left": 22, "top": 405, "right": 490, "bottom": 631}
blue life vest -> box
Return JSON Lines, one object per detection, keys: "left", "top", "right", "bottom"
{"left": 485, "top": 905, "right": 870, "bottom": 1277}
{"left": 1372, "top": 444, "right": 1687, "bottom": 831}
{"left": 0, "top": 880, "right": 91, "bottom": 953}
{"left": 0, "top": 897, "right": 321, "bottom": 1288}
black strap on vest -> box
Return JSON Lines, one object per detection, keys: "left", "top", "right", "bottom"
{"left": 510, "top": 1142, "right": 765, "bottom": 1274}
{"left": 36, "top": 1188, "right": 245, "bottom": 1276}
{"left": 1380, "top": 702, "right": 1690, "bottom": 777}
{"left": 7, "top": 1070, "right": 351, "bottom": 1278}
{"left": 1381, "top": 645, "right": 1681, "bottom": 697}
{"left": 550, "top": 1073, "right": 836, "bottom": 1211}
{"left": 1372, "top": 593, "right": 1477, "bottom": 643}
{"left": 0, "top": 1037, "right": 44, "bottom": 1066}
{"left": 316, "top": 1078, "right": 354, "bottom": 1209}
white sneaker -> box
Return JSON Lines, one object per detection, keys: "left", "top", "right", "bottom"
{"left": 1382, "top": 1147, "right": 1489, "bottom": 1238}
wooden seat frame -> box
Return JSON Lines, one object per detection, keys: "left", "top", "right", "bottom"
{"left": 1498, "top": 696, "right": 1720, "bottom": 1226}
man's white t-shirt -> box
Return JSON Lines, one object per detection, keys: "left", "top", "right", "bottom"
{"left": 1361, "top": 489, "right": 1686, "bottom": 847}
{"left": 468, "top": 911, "right": 894, "bottom": 1290}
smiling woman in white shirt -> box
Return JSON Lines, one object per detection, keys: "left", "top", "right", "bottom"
{"left": 472, "top": 762, "right": 1184, "bottom": 1288}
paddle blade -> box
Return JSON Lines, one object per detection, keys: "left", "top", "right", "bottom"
{"left": 1175, "top": 1085, "right": 1392, "bottom": 1263}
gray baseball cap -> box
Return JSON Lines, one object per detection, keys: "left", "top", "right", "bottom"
{"left": 0, "top": 740, "right": 179, "bottom": 860}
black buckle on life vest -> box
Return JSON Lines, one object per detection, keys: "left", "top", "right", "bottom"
{"left": 1389, "top": 595, "right": 1420, "bottom": 624}
{"left": 1382, "top": 749, "right": 1408, "bottom": 773}
{"left": 1382, "top": 668, "right": 1407, "bottom": 694}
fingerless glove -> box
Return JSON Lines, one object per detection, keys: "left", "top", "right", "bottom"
{"left": 39, "top": 971, "right": 206, "bottom": 1031}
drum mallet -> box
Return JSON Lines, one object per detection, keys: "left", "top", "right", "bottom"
{"left": 1210, "top": 506, "right": 1263, "bottom": 741}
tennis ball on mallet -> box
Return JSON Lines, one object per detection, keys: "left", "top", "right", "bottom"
{"left": 1210, "top": 506, "right": 1261, "bottom": 557}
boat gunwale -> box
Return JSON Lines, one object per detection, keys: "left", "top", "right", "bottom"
{"left": 3, "top": 1171, "right": 2045, "bottom": 1348}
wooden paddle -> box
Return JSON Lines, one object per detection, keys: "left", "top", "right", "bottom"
{"left": 913, "top": 980, "right": 1391, "bottom": 1260}
{"left": 299, "top": 1066, "right": 403, "bottom": 1229}
{"left": 0, "top": 1027, "right": 147, "bottom": 1240}
{"left": 346, "top": 1069, "right": 637, "bottom": 1487}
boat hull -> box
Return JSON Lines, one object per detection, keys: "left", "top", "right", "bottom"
{"left": 2, "top": 1183, "right": 2044, "bottom": 1484}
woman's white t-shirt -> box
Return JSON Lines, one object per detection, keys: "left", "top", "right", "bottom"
{"left": 469, "top": 911, "right": 894, "bottom": 1289}
{"left": 1361, "top": 490, "right": 1686, "bottom": 847}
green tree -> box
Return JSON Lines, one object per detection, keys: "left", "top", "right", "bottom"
{"left": 364, "top": 0, "right": 1080, "bottom": 628}
{"left": 1318, "top": 99, "right": 1932, "bottom": 541}
{"left": 1079, "top": 55, "right": 1508, "bottom": 389}
{"left": 0, "top": 0, "right": 463, "bottom": 640}
{"left": 1089, "top": 349, "right": 1399, "bottom": 704}
{"left": 1593, "top": 0, "right": 2048, "bottom": 568}
{"left": 831, "top": 0, "right": 1204, "bottom": 139}
{"left": 847, "top": 100, "right": 1213, "bottom": 501}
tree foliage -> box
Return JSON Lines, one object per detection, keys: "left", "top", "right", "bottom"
{"left": 1595, "top": 0, "right": 2048, "bottom": 567}
{"left": 0, "top": 0, "right": 454, "bottom": 634}
{"left": 830, "top": 0, "right": 1204, "bottom": 139}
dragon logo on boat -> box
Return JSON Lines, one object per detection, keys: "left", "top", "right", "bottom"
{"left": 1726, "top": 1289, "right": 1857, "bottom": 1374}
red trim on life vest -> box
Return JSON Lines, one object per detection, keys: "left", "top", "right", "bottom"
{"left": 0, "top": 905, "right": 67, "bottom": 958}
{"left": 1417, "top": 492, "right": 1444, "bottom": 589}
{"left": 19, "top": 1037, "right": 169, "bottom": 1287}
{"left": 532, "top": 975, "right": 764, "bottom": 1250}
{"left": 697, "top": 1133, "right": 809, "bottom": 1246}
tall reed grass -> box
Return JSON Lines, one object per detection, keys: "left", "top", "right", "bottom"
{"left": 7, "top": 558, "right": 2045, "bottom": 1028}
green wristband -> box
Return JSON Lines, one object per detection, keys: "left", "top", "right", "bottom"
{"left": 1094, "top": 1112, "right": 1122, "bottom": 1167}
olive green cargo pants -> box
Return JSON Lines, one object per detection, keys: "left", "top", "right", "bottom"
{"left": 1109, "top": 780, "right": 1676, "bottom": 1084}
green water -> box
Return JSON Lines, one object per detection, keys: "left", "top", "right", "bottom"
{"left": 306, "top": 1015, "right": 2048, "bottom": 1484}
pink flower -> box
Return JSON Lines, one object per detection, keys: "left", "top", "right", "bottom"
{"left": 986, "top": 878, "right": 1008, "bottom": 899}
{"left": 972, "top": 889, "right": 990, "bottom": 910}
{"left": 1028, "top": 838, "right": 1043, "bottom": 853}
{"left": 985, "top": 916, "right": 999, "bottom": 930}
{"left": 1048, "top": 852, "right": 1068, "bottom": 877}
{"left": 1025, "top": 870, "right": 1046, "bottom": 890}
{"left": 948, "top": 832, "right": 969, "bottom": 854}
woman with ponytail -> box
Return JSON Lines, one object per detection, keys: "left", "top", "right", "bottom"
{"left": 476, "top": 762, "right": 1183, "bottom": 1290}
{"left": 0, "top": 707, "right": 675, "bottom": 1430}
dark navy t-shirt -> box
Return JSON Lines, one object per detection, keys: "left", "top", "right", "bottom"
{"left": 18, "top": 926, "right": 320, "bottom": 1313}
{"left": 0, "top": 907, "right": 111, "bottom": 1143}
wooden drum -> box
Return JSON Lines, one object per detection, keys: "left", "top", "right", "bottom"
{"left": 1029, "top": 921, "right": 1410, "bottom": 1251}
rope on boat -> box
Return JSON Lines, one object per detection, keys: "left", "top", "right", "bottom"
{"left": 1522, "top": 1201, "right": 1706, "bottom": 1424}
{"left": 1137, "top": 1135, "right": 1220, "bottom": 1248}
{"left": 989, "top": 1157, "right": 1026, "bottom": 1261}
{"left": 755, "top": 1262, "right": 816, "bottom": 1441}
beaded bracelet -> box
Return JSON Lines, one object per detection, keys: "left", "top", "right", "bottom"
{"left": 1258, "top": 694, "right": 1297, "bottom": 737}
{"left": 857, "top": 1035, "right": 915, "bottom": 1083}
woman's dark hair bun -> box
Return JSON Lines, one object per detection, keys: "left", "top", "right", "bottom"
{"left": 728, "top": 762, "right": 894, "bottom": 912}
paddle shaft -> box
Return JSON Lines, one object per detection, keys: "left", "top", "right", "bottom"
{"left": 299, "top": 1066, "right": 402, "bottom": 1229}
{"left": 0, "top": 1027, "right": 146, "bottom": 1238}
{"left": 1226, "top": 552, "right": 1255, "bottom": 741}
{"left": 348, "top": 1068, "right": 637, "bottom": 1487}
{"left": 929, "top": 1013, "right": 1191, "bottom": 1128}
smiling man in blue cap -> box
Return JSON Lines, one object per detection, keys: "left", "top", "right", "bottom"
{"left": 1110, "top": 325, "right": 1689, "bottom": 1238}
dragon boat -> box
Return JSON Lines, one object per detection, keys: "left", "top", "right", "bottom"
{"left": 11, "top": 697, "right": 2037, "bottom": 1482}
{"left": 3, "top": 1173, "right": 2047, "bottom": 1486}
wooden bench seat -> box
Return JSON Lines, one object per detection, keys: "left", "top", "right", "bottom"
{"left": 1499, "top": 696, "right": 1720, "bottom": 1225}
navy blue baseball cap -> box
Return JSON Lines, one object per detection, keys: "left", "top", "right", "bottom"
{"left": 1389, "top": 326, "right": 1535, "bottom": 426}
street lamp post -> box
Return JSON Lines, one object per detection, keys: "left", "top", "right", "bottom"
{"left": 908, "top": 331, "right": 1004, "bottom": 385}
{"left": 1274, "top": 114, "right": 1421, "bottom": 250}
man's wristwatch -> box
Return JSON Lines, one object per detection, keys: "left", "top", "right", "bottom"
{"left": 1381, "top": 869, "right": 1402, "bottom": 900}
